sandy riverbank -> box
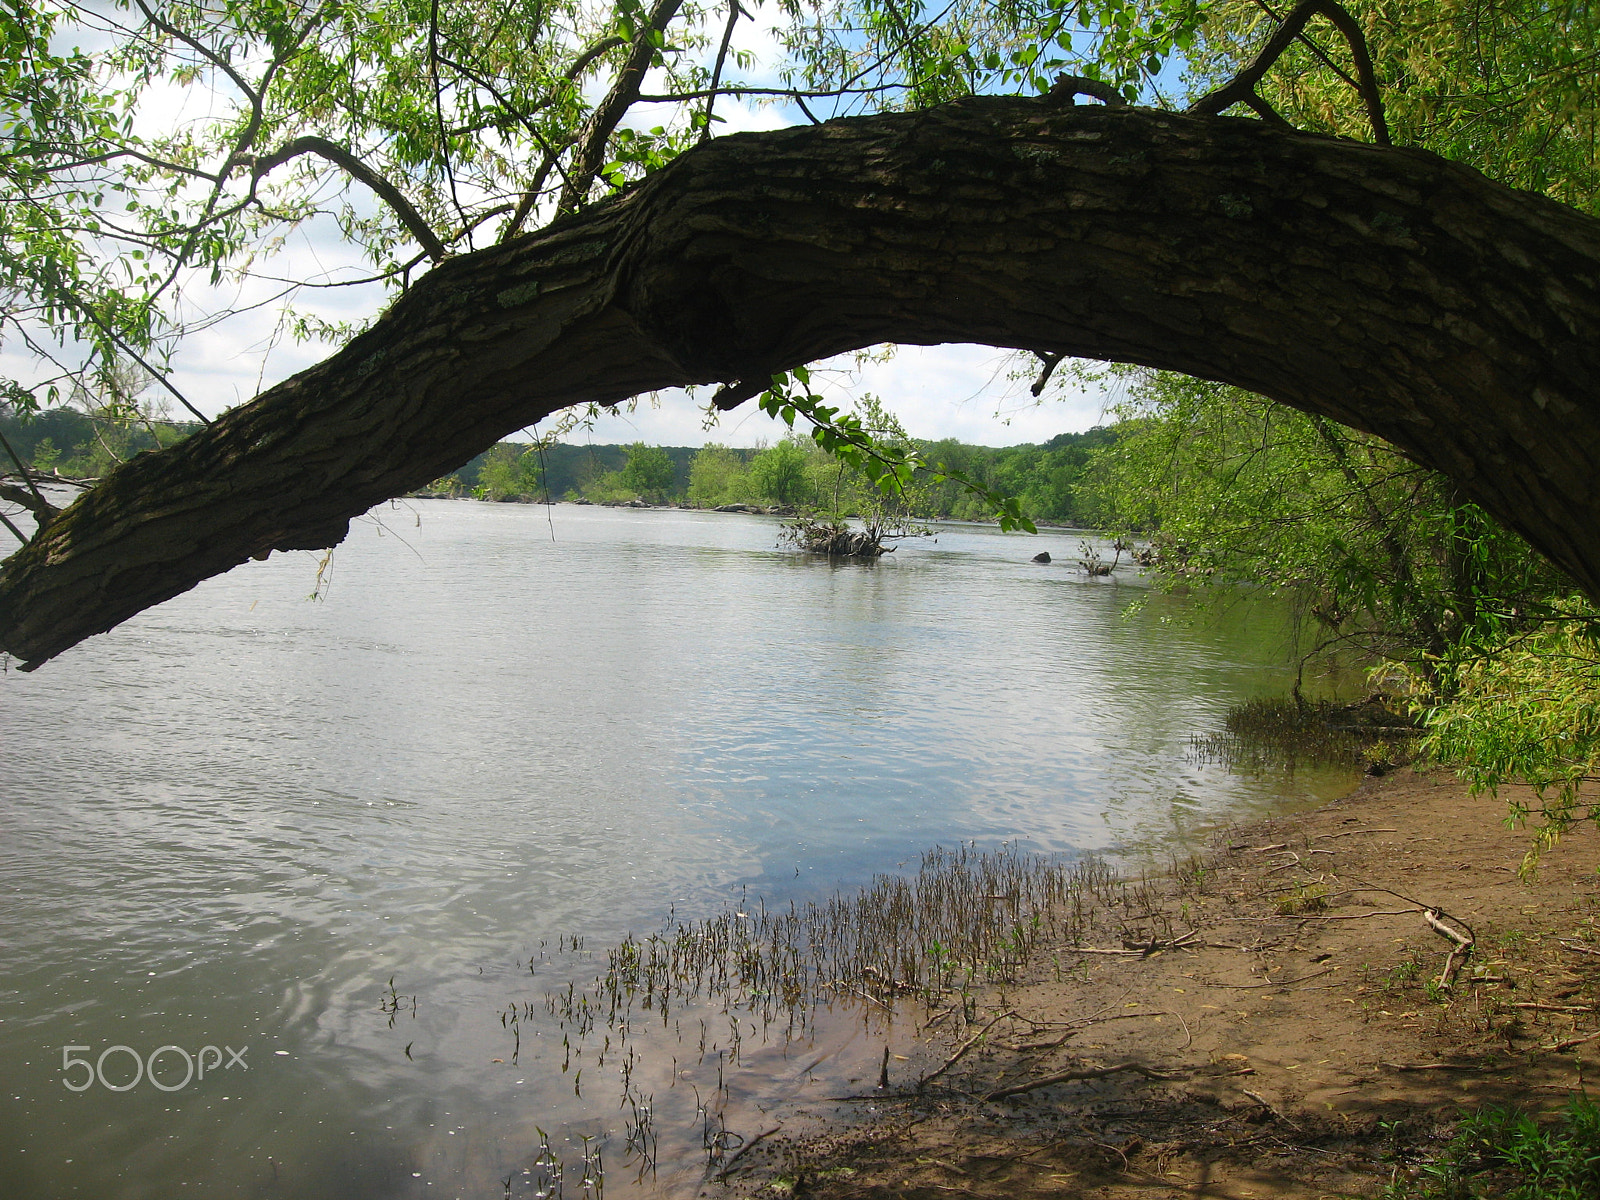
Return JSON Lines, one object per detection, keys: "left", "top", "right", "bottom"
{"left": 721, "top": 769, "right": 1600, "bottom": 1199}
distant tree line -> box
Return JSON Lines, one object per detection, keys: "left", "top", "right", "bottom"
{"left": 427, "top": 428, "right": 1117, "bottom": 525}
{"left": 0, "top": 402, "right": 199, "bottom": 479}
{"left": 1, "top": 398, "right": 1116, "bottom": 525}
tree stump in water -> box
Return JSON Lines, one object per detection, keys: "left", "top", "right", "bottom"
{"left": 782, "top": 518, "right": 891, "bottom": 557}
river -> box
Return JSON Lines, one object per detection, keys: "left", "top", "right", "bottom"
{"left": 0, "top": 501, "right": 1356, "bottom": 1199}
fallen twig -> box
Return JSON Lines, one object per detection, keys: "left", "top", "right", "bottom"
{"left": 1312, "top": 828, "right": 1398, "bottom": 840}
{"left": 1227, "top": 908, "right": 1422, "bottom": 922}
{"left": 1066, "top": 930, "right": 1201, "bottom": 957}
{"left": 921, "top": 1011, "right": 1016, "bottom": 1089}
{"left": 1170, "top": 1007, "right": 1193, "bottom": 1050}
{"left": 1379, "top": 1061, "right": 1485, "bottom": 1072}
{"left": 1424, "top": 908, "right": 1475, "bottom": 990}
{"left": 1512, "top": 1002, "right": 1596, "bottom": 1014}
{"left": 1003, "top": 1031, "right": 1075, "bottom": 1052}
{"left": 1424, "top": 909, "right": 1474, "bottom": 947}
{"left": 983, "top": 1061, "right": 1182, "bottom": 1101}
{"left": 1241, "top": 1088, "right": 1299, "bottom": 1129}
{"left": 1203, "top": 968, "right": 1332, "bottom": 989}
{"left": 1560, "top": 941, "right": 1600, "bottom": 958}
{"left": 1542, "top": 1030, "right": 1600, "bottom": 1053}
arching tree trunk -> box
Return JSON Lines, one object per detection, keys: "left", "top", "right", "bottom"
{"left": 2, "top": 95, "right": 1598, "bottom": 669}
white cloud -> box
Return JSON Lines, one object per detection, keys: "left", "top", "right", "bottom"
{"left": 567, "top": 345, "right": 1113, "bottom": 449}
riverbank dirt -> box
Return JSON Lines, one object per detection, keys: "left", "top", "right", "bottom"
{"left": 715, "top": 770, "right": 1600, "bottom": 1199}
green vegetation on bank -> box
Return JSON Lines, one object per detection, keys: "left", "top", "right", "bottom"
{"left": 422, "top": 423, "right": 1117, "bottom": 524}
{"left": 1078, "top": 367, "right": 1600, "bottom": 866}
{"left": 1382, "top": 1097, "right": 1600, "bottom": 1200}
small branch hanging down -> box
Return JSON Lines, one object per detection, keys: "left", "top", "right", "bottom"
{"left": 1187, "top": 0, "right": 1390, "bottom": 146}
{"left": 1030, "top": 351, "right": 1065, "bottom": 396}
{"left": 0, "top": 429, "right": 56, "bottom": 530}
{"left": 0, "top": 483, "right": 58, "bottom": 532}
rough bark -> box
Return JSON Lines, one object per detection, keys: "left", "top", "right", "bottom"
{"left": 3, "top": 94, "right": 1599, "bottom": 669}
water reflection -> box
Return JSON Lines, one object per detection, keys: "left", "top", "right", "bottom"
{"left": 0, "top": 503, "right": 1354, "bottom": 1198}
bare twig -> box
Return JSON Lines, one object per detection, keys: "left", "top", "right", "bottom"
{"left": 702, "top": 0, "right": 744, "bottom": 142}
{"left": 1264, "top": 853, "right": 1304, "bottom": 875}
{"left": 921, "top": 1010, "right": 1016, "bottom": 1088}
{"left": 1512, "top": 1002, "right": 1596, "bottom": 1014}
{"left": 0, "top": 430, "right": 52, "bottom": 522}
{"left": 1170, "top": 1007, "right": 1193, "bottom": 1050}
{"left": 1203, "top": 967, "right": 1333, "bottom": 988}
{"left": 1228, "top": 908, "right": 1423, "bottom": 922}
{"left": 1066, "top": 930, "right": 1201, "bottom": 957}
{"left": 712, "top": 1124, "right": 781, "bottom": 1180}
{"left": 1423, "top": 908, "right": 1475, "bottom": 990}
{"left": 0, "top": 507, "right": 28, "bottom": 546}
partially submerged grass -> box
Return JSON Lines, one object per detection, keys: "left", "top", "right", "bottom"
{"left": 525, "top": 845, "right": 1125, "bottom": 1187}
{"left": 559, "top": 845, "right": 1118, "bottom": 1036}
{"left": 1383, "top": 1095, "right": 1600, "bottom": 1199}
{"left": 1191, "top": 695, "right": 1417, "bottom": 774}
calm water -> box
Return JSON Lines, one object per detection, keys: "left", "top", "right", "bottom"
{"left": 0, "top": 502, "right": 1353, "bottom": 1198}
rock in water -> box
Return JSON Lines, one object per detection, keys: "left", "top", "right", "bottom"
{"left": 1032, "top": 551, "right": 1052, "bottom": 563}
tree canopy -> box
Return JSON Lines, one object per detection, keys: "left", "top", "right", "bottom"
{"left": 2, "top": 0, "right": 1600, "bottom": 669}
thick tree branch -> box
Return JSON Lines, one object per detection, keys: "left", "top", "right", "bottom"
{"left": 3, "top": 98, "right": 1600, "bottom": 669}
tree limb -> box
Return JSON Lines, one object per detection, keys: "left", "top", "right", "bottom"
{"left": 3, "top": 99, "right": 1599, "bottom": 669}
{"left": 1188, "top": 0, "right": 1390, "bottom": 145}
{"left": 703, "top": 0, "right": 744, "bottom": 142}
{"left": 556, "top": 0, "right": 688, "bottom": 214}
{"left": 246, "top": 136, "right": 448, "bottom": 262}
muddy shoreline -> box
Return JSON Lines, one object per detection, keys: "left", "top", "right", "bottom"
{"left": 713, "top": 770, "right": 1600, "bottom": 1199}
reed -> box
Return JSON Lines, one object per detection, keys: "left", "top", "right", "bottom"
{"left": 1190, "top": 696, "right": 1416, "bottom": 773}
{"left": 518, "top": 845, "right": 1128, "bottom": 1188}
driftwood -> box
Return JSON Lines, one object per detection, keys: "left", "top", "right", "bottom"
{"left": 1423, "top": 907, "right": 1475, "bottom": 990}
